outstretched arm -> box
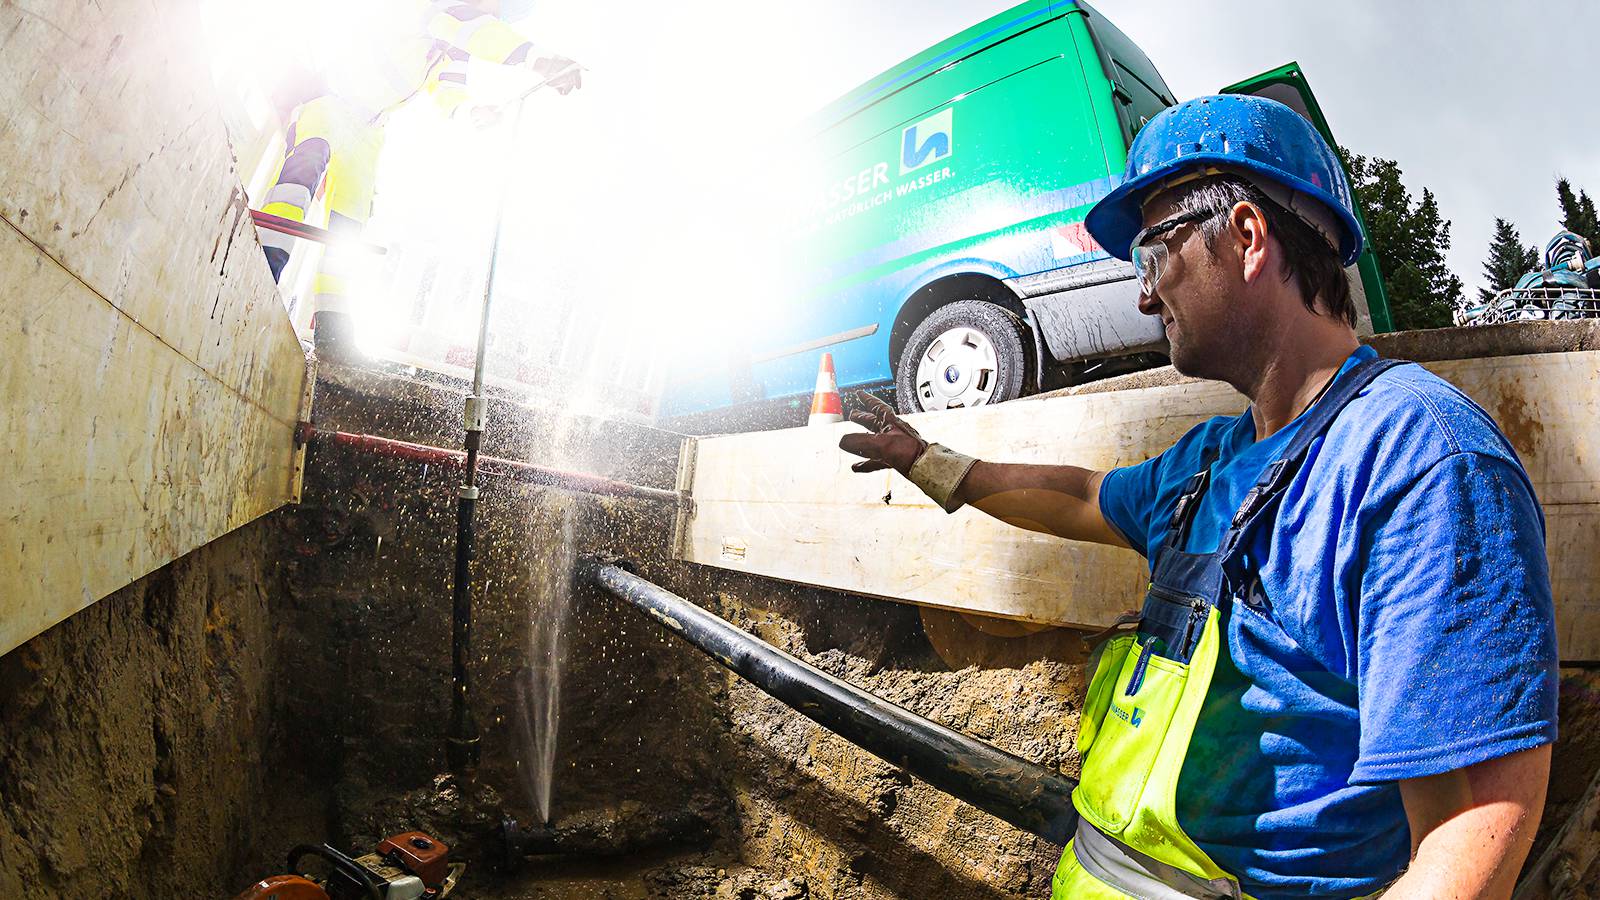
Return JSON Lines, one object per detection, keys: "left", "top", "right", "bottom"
{"left": 958, "top": 461, "right": 1125, "bottom": 547}
{"left": 838, "top": 395, "right": 1127, "bottom": 548}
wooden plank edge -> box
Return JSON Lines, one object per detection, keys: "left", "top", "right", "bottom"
{"left": 289, "top": 351, "right": 316, "bottom": 503}
{"left": 671, "top": 436, "right": 699, "bottom": 561}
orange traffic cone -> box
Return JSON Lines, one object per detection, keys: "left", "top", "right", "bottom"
{"left": 809, "top": 353, "right": 844, "bottom": 425}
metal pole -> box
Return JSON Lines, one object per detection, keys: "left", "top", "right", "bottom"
{"left": 581, "top": 560, "right": 1081, "bottom": 844}
{"left": 448, "top": 97, "right": 530, "bottom": 777}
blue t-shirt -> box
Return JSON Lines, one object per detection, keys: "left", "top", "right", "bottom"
{"left": 1098, "top": 346, "right": 1559, "bottom": 899}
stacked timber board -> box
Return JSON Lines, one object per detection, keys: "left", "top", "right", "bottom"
{"left": 675, "top": 348, "right": 1600, "bottom": 661}
{"left": 0, "top": 0, "right": 306, "bottom": 656}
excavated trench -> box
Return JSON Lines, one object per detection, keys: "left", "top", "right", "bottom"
{"left": 263, "top": 362, "right": 1078, "bottom": 899}
{"left": 4, "top": 351, "right": 1600, "bottom": 899}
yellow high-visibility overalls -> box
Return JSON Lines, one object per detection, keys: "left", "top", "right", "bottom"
{"left": 1055, "top": 359, "right": 1404, "bottom": 899}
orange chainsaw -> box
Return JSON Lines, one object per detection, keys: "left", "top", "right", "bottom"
{"left": 233, "top": 831, "right": 464, "bottom": 900}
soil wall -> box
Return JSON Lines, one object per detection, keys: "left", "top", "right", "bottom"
{"left": 0, "top": 523, "right": 318, "bottom": 897}
{"left": 676, "top": 572, "right": 1081, "bottom": 900}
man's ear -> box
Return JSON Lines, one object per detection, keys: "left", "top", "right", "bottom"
{"left": 1231, "top": 201, "right": 1272, "bottom": 284}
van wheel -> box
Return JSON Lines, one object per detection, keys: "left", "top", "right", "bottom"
{"left": 895, "top": 300, "right": 1032, "bottom": 413}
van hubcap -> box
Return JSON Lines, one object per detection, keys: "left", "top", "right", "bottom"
{"left": 915, "top": 327, "right": 998, "bottom": 410}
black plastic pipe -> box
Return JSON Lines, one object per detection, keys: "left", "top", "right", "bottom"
{"left": 581, "top": 560, "right": 1081, "bottom": 844}
{"left": 446, "top": 468, "right": 481, "bottom": 775}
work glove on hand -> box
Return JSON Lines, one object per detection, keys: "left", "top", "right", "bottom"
{"left": 839, "top": 393, "right": 978, "bottom": 513}
{"left": 528, "top": 54, "right": 583, "bottom": 95}
{"left": 839, "top": 393, "right": 926, "bottom": 475}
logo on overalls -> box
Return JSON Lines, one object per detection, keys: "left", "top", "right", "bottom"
{"left": 1111, "top": 703, "right": 1145, "bottom": 728}
{"left": 901, "top": 108, "right": 953, "bottom": 175}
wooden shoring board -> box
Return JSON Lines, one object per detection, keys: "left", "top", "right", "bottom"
{"left": 677, "top": 352, "right": 1600, "bottom": 661}
{"left": 0, "top": 0, "right": 305, "bottom": 657}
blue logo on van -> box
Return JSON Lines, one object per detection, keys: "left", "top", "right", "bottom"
{"left": 900, "top": 108, "right": 953, "bottom": 175}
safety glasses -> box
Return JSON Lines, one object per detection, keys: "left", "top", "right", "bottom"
{"left": 1129, "top": 208, "right": 1222, "bottom": 295}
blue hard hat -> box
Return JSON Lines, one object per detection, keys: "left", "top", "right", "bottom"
{"left": 1084, "top": 94, "right": 1365, "bottom": 267}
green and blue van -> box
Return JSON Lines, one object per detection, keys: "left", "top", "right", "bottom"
{"left": 661, "top": 0, "right": 1390, "bottom": 422}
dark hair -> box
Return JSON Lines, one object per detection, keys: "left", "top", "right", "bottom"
{"left": 1170, "top": 175, "right": 1355, "bottom": 326}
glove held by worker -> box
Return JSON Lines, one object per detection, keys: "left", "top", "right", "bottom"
{"left": 528, "top": 54, "right": 582, "bottom": 94}
{"left": 908, "top": 443, "right": 978, "bottom": 513}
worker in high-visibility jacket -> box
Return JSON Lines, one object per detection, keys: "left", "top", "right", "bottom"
{"left": 841, "top": 95, "right": 1558, "bottom": 899}
{"left": 258, "top": 0, "right": 580, "bottom": 359}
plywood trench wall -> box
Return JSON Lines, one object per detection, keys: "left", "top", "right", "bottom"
{"left": 0, "top": 0, "right": 306, "bottom": 656}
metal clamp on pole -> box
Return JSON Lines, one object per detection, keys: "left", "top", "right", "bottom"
{"left": 464, "top": 396, "right": 489, "bottom": 434}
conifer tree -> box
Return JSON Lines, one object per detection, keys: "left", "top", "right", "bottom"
{"left": 1556, "top": 178, "right": 1600, "bottom": 250}
{"left": 1340, "top": 150, "right": 1463, "bottom": 329}
{"left": 1479, "top": 218, "right": 1538, "bottom": 305}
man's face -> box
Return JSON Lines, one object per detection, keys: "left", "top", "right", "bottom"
{"left": 1134, "top": 190, "right": 1248, "bottom": 379}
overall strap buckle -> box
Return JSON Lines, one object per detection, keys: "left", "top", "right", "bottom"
{"left": 1165, "top": 447, "right": 1221, "bottom": 548}
{"left": 1230, "top": 459, "right": 1289, "bottom": 528}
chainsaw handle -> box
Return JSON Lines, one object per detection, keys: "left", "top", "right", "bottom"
{"left": 286, "top": 843, "right": 385, "bottom": 900}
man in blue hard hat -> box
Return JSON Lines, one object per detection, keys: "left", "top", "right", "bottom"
{"left": 841, "top": 94, "right": 1557, "bottom": 899}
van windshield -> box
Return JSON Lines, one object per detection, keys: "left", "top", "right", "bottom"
{"left": 1077, "top": 2, "right": 1176, "bottom": 142}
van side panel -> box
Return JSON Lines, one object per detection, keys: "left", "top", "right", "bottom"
{"left": 661, "top": 12, "right": 1124, "bottom": 416}
{"left": 1065, "top": 11, "right": 1128, "bottom": 184}
{"left": 813, "top": 0, "right": 1066, "bottom": 133}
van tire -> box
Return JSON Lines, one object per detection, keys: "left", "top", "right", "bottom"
{"left": 895, "top": 300, "right": 1032, "bottom": 414}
